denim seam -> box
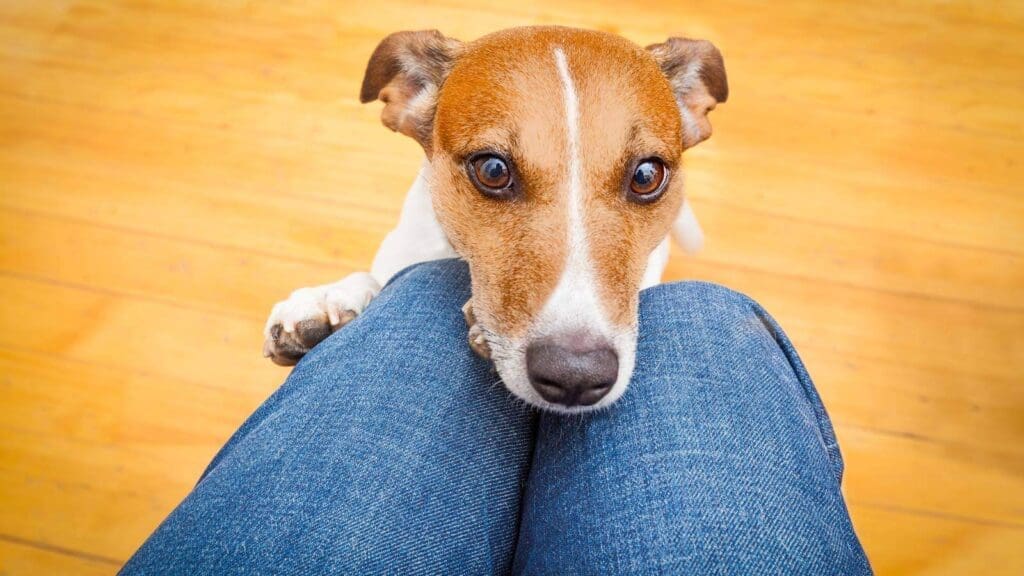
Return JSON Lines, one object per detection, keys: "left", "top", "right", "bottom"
{"left": 747, "top": 299, "right": 845, "bottom": 485}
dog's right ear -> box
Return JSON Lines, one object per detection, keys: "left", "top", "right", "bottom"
{"left": 360, "top": 30, "right": 462, "bottom": 153}
{"left": 646, "top": 38, "right": 728, "bottom": 149}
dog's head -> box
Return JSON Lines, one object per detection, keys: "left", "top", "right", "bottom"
{"left": 361, "top": 27, "right": 727, "bottom": 412}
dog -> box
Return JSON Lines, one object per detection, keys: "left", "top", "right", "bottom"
{"left": 263, "top": 26, "right": 727, "bottom": 413}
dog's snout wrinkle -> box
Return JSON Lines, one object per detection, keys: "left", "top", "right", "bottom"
{"left": 526, "top": 335, "right": 618, "bottom": 407}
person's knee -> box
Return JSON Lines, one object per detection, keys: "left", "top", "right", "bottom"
{"left": 640, "top": 280, "right": 761, "bottom": 328}
{"left": 637, "top": 280, "right": 782, "bottom": 376}
{"left": 636, "top": 279, "right": 808, "bottom": 406}
{"left": 383, "top": 257, "right": 469, "bottom": 291}
{"left": 278, "top": 257, "right": 487, "bottom": 418}
{"left": 299, "top": 258, "right": 471, "bottom": 363}
{"left": 635, "top": 279, "right": 842, "bottom": 480}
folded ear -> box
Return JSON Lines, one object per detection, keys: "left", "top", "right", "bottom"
{"left": 360, "top": 30, "right": 462, "bottom": 152}
{"left": 646, "top": 38, "right": 728, "bottom": 148}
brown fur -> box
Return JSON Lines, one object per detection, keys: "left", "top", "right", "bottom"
{"left": 362, "top": 26, "right": 727, "bottom": 340}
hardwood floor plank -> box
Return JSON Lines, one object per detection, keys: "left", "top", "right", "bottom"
{"left": 0, "top": 348, "right": 263, "bottom": 561}
{"left": 839, "top": 426, "right": 1023, "bottom": 525}
{"left": 667, "top": 258, "right": 1024, "bottom": 384}
{"left": 849, "top": 504, "right": 1024, "bottom": 576}
{"left": 0, "top": 537, "right": 118, "bottom": 576}
{"left": 0, "top": 272, "right": 277, "bottom": 393}
{"left": 0, "top": 207, "right": 345, "bottom": 320}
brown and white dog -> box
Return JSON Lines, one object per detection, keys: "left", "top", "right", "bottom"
{"left": 263, "top": 26, "right": 727, "bottom": 413}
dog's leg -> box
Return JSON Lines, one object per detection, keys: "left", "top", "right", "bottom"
{"left": 640, "top": 237, "right": 671, "bottom": 289}
{"left": 263, "top": 272, "right": 380, "bottom": 366}
{"left": 368, "top": 162, "right": 457, "bottom": 284}
{"left": 636, "top": 197, "right": 703, "bottom": 291}
{"left": 264, "top": 162, "right": 457, "bottom": 366}
{"left": 671, "top": 197, "right": 704, "bottom": 254}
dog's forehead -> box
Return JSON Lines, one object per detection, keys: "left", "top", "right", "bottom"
{"left": 435, "top": 27, "right": 682, "bottom": 163}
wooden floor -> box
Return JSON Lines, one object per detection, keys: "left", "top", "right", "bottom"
{"left": 0, "top": 0, "right": 1022, "bottom": 573}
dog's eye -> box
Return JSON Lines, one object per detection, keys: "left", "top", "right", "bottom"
{"left": 468, "top": 154, "right": 513, "bottom": 195}
{"left": 629, "top": 159, "right": 668, "bottom": 201}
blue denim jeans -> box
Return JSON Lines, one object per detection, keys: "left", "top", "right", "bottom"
{"left": 121, "top": 259, "right": 871, "bottom": 575}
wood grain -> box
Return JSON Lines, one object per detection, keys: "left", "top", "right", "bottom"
{"left": 1, "top": 0, "right": 1022, "bottom": 573}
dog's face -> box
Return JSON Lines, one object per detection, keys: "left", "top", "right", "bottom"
{"left": 361, "top": 27, "right": 727, "bottom": 412}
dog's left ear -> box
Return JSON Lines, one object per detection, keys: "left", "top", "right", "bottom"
{"left": 647, "top": 38, "right": 729, "bottom": 148}
{"left": 360, "top": 30, "right": 463, "bottom": 153}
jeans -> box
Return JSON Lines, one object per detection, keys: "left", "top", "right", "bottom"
{"left": 121, "top": 259, "right": 871, "bottom": 575}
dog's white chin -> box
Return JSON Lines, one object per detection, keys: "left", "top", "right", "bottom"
{"left": 488, "top": 331, "right": 637, "bottom": 415}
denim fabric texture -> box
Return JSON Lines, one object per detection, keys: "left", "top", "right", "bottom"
{"left": 513, "top": 282, "right": 869, "bottom": 574}
{"left": 121, "top": 259, "right": 871, "bottom": 575}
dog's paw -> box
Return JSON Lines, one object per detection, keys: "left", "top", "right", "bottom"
{"left": 263, "top": 272, "right": 380, "bottom": 366}
{"left": 462, "top": 300, "right": 491, "bottom": 359}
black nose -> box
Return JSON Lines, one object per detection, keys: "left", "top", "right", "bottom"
{"left": 526, "top": 335, "right": 618, "bottom": 407}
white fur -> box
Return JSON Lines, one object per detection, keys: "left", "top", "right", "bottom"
{"left": 641, "top": 237, "right": 671, "bottom": 289}
{"left": 642, "top": 198, "right": 704, "bottom": 288}
{"left": 370, "top": 161, "right": 457, "bottom": 283}
{"left": 673, "top": 197, "right": 705, "bottom": 254}
{"left": 263, "top": 272, "right": 380, "bottom": 338}
{"left": 486, "top": 48, "right": 636, "bottom": 413}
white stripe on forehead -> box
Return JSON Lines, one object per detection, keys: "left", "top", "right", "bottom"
{"left": 532, "top": 47, "right": 612, "bottom": 340}
{"left": 554, "top": 47, "right": 582, "bottom": 234}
